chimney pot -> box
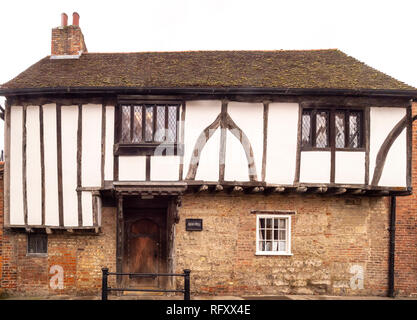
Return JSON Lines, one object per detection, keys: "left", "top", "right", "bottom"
{"left": 61, "top": 13, "right": 68, "bottom": 27}
{"left": 72, "top": 12, "right": 80, "bottom": 26}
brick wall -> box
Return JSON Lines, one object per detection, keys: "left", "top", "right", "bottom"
{"left": 51, "top": 25, "right": 87, "bottom": 55}
{"left": 0, "top": 207, "right": 116, "bottom": 296}
{"left": 175, "top": 194, "right": 390, "bottom": 296}
{"left": 1, "top": 192, "right": 393, "bottom": 297}
{"left": 0, "top": 163, "right": 3, "bottom": 295}
{"left": 394, "top": 102, "right": 417, "bottom": 297}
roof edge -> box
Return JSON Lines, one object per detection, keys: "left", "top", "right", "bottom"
{"left": 1, "top": 86, "right": 417, "bottom": 99}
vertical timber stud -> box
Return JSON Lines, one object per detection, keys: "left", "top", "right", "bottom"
{"left": 56, "top": 104, "right": 64, "bottom": 227}
{"left": 22, "top": 105, "right": 28, "bottom": 225}
{"left": 406, "top": 102, "right": 412, "bottom": 189}
{"left": 261, "top": 102, "right": 269, "bottom": 182}
{"left": 219, "top": 100, "right": 228, "bottom": 182}
{"left": 294, "top": 103, "right": 302, "bottom": 183}
{"left": 77, "top": 104, "right": 83, "bottom": 227}
{"left": 92, "top": 191, "right": 98, "bottom": 227}
{"left": 101, "top": 103, "right": 106, "bottom": 188}
{"left": 179, "top": 101, "right": 186, "bottom": 180}
{"left": 330, "top": 109, "right": 335, "bottom": 183}
{"left": 113, "top": 105, "right": 120, "bottom": 181}
{"left": 388, "top": 196, "right": 396, "bottom": 297}
{"left": 39, "top": 105, "right": 46, "bottom": 225}
{"left": 116, "top": 195, "right": 124, "bottom": 286}
{"left": 4, "top": 99, "right": 11, "bottom": 226}
{"left": 146, "top": 155, "right": 151, "bottom": 181}
{"left": 364, "top": 107, "right": 370, "bottom": 185}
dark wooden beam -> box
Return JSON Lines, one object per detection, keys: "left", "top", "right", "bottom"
{"left": 261, "top": 102, "right": 269, "bottom": 182}
{"left": 39, "top": 105, "right": 46, "bottom": 226}
{"left": 77, "top": 104, "right": 83, "bottom": 227}
{"left": 22, "top": 105, "right": 28, "bottom": 226}
{"left": 56, "top": 104, "right": 64, "bottom": 227}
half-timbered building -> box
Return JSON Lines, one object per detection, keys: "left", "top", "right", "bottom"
{"left": 1, "top": 13, "right": 416, "bottom": 297}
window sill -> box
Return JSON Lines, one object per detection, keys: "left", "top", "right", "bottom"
{"left": 255, "top": 251, "right": 293, "bottom": 256}
{"left": 115, "top": 143, "right": 184, "bottom": 156}
{"left": 26, "top": 253, "right": 48, "bottom": 257}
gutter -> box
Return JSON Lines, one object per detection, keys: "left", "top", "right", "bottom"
{"left": 388, "top": 195, "right": 396, "bottom": 297}
{"left": 1, "top": 86, "right": 417, "bottom": 99}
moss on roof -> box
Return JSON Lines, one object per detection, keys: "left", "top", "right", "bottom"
{"left": 1, "top": 49, "right": 414, "bottom": 91}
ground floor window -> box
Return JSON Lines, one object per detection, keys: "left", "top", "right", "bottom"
{"left": 27, "top": 233, "right": 48, "bottom": 255}
{"left": 256, "top": 214, "right": 292, "bottom": 255}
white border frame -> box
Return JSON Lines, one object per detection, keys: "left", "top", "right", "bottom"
{"left": 255, "top": 214, "right": 293, "bottom": 256}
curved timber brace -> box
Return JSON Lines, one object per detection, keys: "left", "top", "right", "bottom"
{"left": 185, "top": 102, "right": 258, "bottom": 181}
{"left": 371, "top": 111, "right": 417, "bottom": 187}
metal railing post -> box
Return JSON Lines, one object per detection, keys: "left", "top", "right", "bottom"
{"left": 183, "top": 269, "right": 191, "bottom": 300}
{"left": 102, "top": 268, "right": 109, "bottom": 300}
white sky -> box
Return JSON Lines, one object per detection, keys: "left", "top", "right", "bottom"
{"left": 0, "top": 0, "right": 417, "bottom": 153}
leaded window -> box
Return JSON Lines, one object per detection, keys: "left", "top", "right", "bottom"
{"left": 301, "top": 108, "right": 363, "bottom": 150}
{"left": 119, "top": 104, "right": 179, "bottom": 144}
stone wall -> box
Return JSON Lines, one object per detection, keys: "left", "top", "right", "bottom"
{"left": 175, "top": 193, "right": 390, "bottom": 296}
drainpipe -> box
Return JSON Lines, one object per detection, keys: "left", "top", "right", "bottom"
{"left": 388, "top": 195, "right": 396, "bottom": 298}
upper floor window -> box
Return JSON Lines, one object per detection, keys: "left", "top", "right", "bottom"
{"left": 301, "top": 108, "right": 363, "bottom": 150}
{"left": 120, "top": 104, "right": 179, "bottom": 144}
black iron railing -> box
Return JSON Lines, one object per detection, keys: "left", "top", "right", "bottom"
{"left": 101, "top": 268, "right": 191, "bottom": 300}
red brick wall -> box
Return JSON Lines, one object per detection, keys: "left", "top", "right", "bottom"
{"left": 51, "top": 25, "right": 87, "bottom": 55}
{"left": 0, "top": 163, "right": 3, "bottom": 294}
{"left": 0, "top": 207, "right": 116, "bottom": 296}
{"left": 395, "top": 102, "right": 417, "bottom": 297}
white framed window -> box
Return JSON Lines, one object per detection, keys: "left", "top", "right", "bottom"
{"left": 256, "top": 214, "right": 292, "bottom": 256}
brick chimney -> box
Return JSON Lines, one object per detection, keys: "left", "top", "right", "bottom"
{"left": 51, "top": 12, "right": 88, "bottom": 56}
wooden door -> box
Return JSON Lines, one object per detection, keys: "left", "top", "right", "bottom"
{"left": 128, "top": 218, "right": 160, "bottom": 287}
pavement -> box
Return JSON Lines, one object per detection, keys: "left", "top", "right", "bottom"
{"left": 1, "top": 294, "right": 417, "bottom": 300}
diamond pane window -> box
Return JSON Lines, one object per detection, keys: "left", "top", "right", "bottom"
{"left": 132, "top": 106, "right": 143, "bottom": 143}
{"left": 301, "top": 112, "right": 311, "bottom": 147}
{"left": 335, "top": 112, "right": 345, "bottom": 148}
{"left": 145, "top": 106, "right": 154, "bottom": 142}
{"left": 348, "top": 112, "right": 361, "bottom": 148}
{"left": 315, "top": 111, "right": 328, "bottom": 148}
{"left": 121, "top": 105, "right": 131, "bottom": 143}
{"left": 167, "top": 106, "right": 177, "bottom": 143}
{"left": 257, "top": 214, "right": 291, "bottom": 255}
{"left": 119, "top": 104, "right": 180, "bottom": 144}
{"left": 155, "top": 106, "right": 166, "bottom": 142}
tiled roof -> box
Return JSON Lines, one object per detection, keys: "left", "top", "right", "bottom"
{"left": 1, "top": 49, "right": 414, "bottom": 91}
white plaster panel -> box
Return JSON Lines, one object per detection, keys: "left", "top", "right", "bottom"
{"left": 26, "top": 106, "right": 42, "bottom": 225}
{"left": 61, "top": 106, "right": 79, "bottom": 227}
{"left": 104, "top": 106, "right": 114, "bottom": 181}
{"left": 370, "top": 107, "right": 406, "bottom": 184}
{"left": 10, "top": 106, "right": 24, "bottom": 225}
{"left": 195, "top": 129, "right": 220, "bottom": 181}
{"left": 335, "top": 152, "right": 365, "bottom": 184}
{"left": 225, "top": 131, "right": 250, "bottom": 181}
{"left": 266, "top": 103, "right": 299, "bottom": 184}
{"left": 379, "top": 130, "right": 407, "bottom": 187}
{"left": 43, "top": 104, "right": 59, "bottom": 226}
{"left": 81, "top": 191, "right": 93, "bottom": 227}
{"left": 119, "top": 156, "right": 146, "bottom": 181}
{"left": 151, "top": 156, "right": 180, "bottom": 181}
{"left": 225, "top": 102, "right": 263, "bottom": 181}
{"left": 183, "top": 100, "right": 221, "bottom": 181}
{"left": 82, "top": 104, "right": 102, "bottom": 187}
{"left": 299, "top": 151, "right": 331, "bottom": 183}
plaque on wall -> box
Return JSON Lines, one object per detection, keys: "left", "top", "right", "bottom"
{"left": 186, "top": 219, "right": 203, "bottom": 231}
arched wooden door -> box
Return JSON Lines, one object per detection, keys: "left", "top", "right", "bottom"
{"left": 128, "top": 218, "right": 160, "bottom": 287}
